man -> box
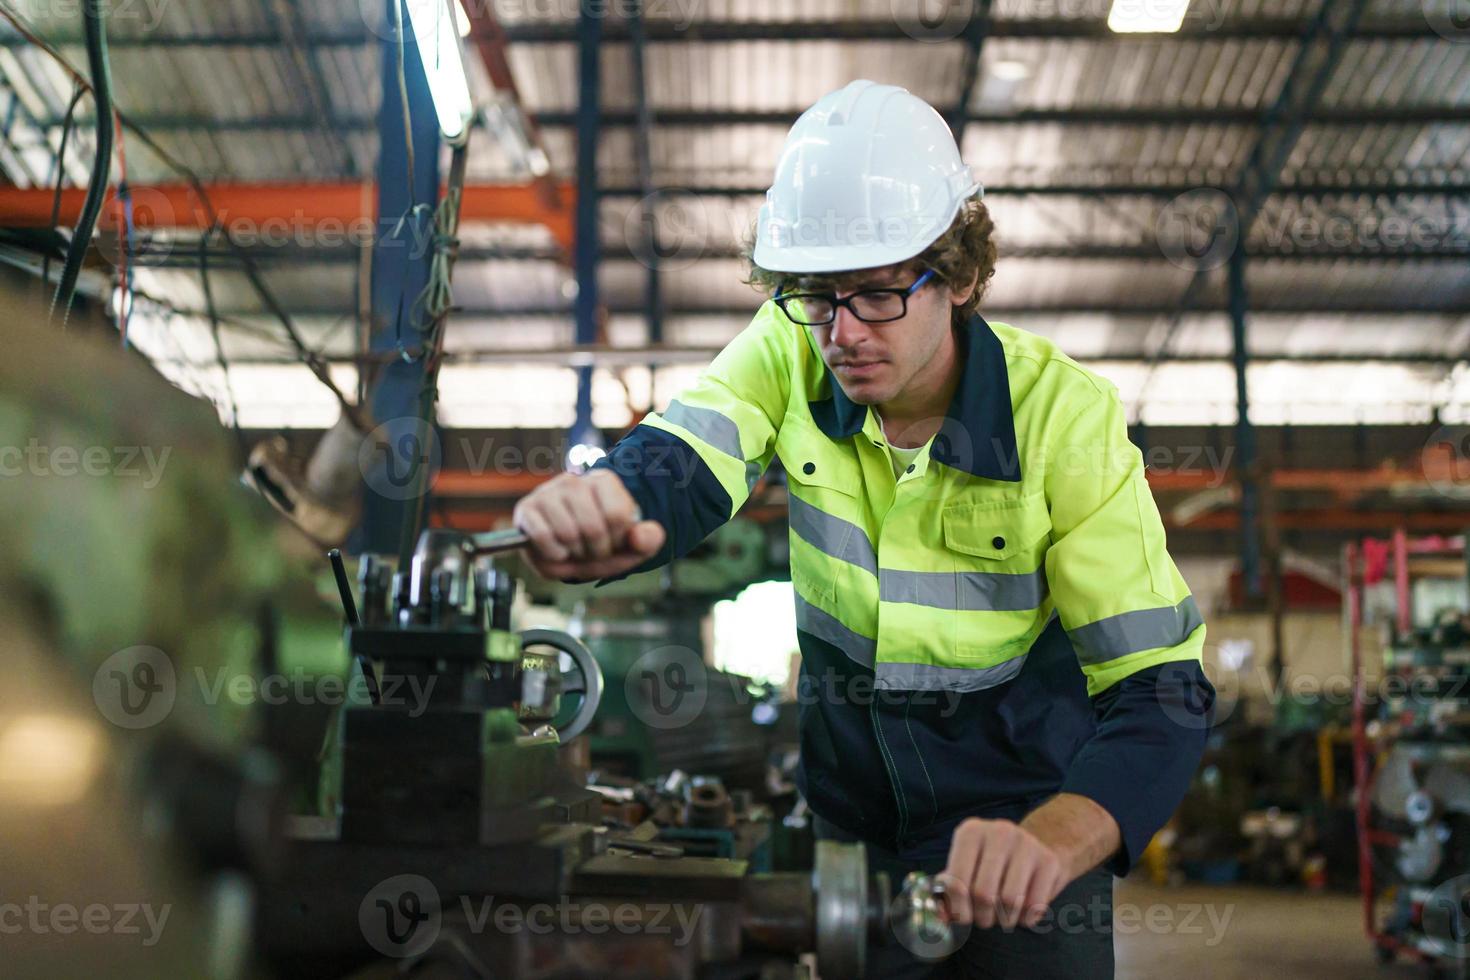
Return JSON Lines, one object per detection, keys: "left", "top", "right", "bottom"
{"left": 514, "top": 80, "right": 1214, "bottom": 978}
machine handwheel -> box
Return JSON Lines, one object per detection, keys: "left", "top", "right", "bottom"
{"left": 519, "top": 628, "right": 604, "bottom": 743}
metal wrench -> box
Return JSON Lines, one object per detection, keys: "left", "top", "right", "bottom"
{"left": 469, "top": 527, "right": 530, "bottom": 555}
{"left": 469, "top": 505, "right": 644, "bottom": 557}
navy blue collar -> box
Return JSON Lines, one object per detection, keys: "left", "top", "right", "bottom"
{"left": 808, "top": 314, "right": 1022, "bottom": 482}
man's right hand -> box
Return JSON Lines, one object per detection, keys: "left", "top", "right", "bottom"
{"left": 512, "top": 469, "right": 666, "bottom": 583}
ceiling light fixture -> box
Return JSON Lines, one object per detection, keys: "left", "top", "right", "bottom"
{"left": 404, "top": 0, "right": 475, "bottom": 141}
{"left": 990, "top": 60, "right": 1030, "bottom": 81}
{"left": 1107, "top": 0, "right": 1191, "bottom": 33}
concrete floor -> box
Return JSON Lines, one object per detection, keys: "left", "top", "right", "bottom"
{"left": 1115, "top": 880, "right": 1430, "bottom": 979}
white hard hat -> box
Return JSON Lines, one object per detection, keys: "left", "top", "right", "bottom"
{"left": 752, "top": 79, "right": 982, "bottom": 275}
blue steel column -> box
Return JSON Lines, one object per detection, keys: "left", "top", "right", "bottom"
{"left": 628, "top": 0, "right": 663, "bottom": 359}
{"left": 569, "top": 5, "right": 602, "bottom": 453}
{"left": 1138, "top": 0, "right": 1371, "bottom": 528}
{"left": 1229, "top": 247, "right": 1260, "bottom": 598}
{"left": 360, "top": 0, "right": 442, "bottom": 554}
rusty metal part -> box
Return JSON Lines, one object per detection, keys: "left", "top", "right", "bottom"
{"left": 739, "top": 874, "right": 816, "bottom": 952}
{"left": 683, "top": 778, "right": 734, "bottom": 829}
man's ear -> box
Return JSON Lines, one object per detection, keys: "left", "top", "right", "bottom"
{"left": 949, "top": 270, "right": 980, "bottom": 307}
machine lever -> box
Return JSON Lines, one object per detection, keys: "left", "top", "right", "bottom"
{"left": 327, "top": 548, "right": 380, "bottom": 705}
{"left": 327, "top": 548, "right": 360, "bottom": 625}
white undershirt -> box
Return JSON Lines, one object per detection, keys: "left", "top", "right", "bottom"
{"left": 876, "top": 412, "right": 928, "bottom": 479}
{"left": 889, "top": 442, "right": 924, "bottom": 479}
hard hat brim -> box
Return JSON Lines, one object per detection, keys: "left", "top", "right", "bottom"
{"left": 750, "top": 238, "right": 934, "bottom": 276}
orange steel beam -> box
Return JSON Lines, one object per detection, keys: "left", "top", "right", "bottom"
{"left": 1146, "top": 468, "right": 1432, "bottom": 493}
{"left": 430, "top": 469, "right": 1470, "bottom": 534}
{"left": 432, "top": 502, "right": 1470, "bottom": 535}
{"left": 1147, "top": 455, "right": 1470, "bottom": 493}
{"left": 433, "top": 469, "right": 551, "bottom": 497}
{"left": 1171, "top": 511, "right": 1470, "bottom": 533}
{"left": 435, "top": 509, "right": 514, "bottom": 531}
{"left": 430, "top": 463, "right": 1468, "bottom": 499}
{"left": 434, "top": 465, "right": 778, "bottom": 501}
{"left": 0, "top": 181, "right": 577, "bottom": 248}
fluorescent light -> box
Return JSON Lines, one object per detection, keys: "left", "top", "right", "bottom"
{"left": 990, "top": 60, "right": 1030, "bottom": 81}
{"left": 404, "top": 0, "right": 474, "bottom": 141}
{"left": 1108, "top": 0, "right": 1190, "bottom": 33}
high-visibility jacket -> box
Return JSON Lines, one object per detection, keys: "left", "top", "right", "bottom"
{"left": 594, "top": 307, "right": 1214, "bottom": 870}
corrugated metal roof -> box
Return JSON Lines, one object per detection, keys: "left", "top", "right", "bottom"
{"left": 1, "top": 0, "right": 1466, "bottom": 427}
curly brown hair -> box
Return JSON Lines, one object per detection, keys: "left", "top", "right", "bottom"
{"left": 742, "top": 193, "right": 998, "bottom": 326}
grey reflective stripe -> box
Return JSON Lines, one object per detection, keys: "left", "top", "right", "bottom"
{"left": 880, "top": 567, "right": 1046, "bottom": 611}
{"left": 789, "top": 495, "right": 878, "bottom": 577}
{"left": 874, "top": 655, "right": 1027, "bottom": 693}
{"left": 1068, "top": 595, "right": 1204, "bottom": 666}
{"left": 663, "top": 400, "right": 743, "bottom": 462}
{"left": 795, "top": 594, "right": 876, "bottom": 668}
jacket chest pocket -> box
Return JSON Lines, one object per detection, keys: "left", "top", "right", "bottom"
{"left": 780, "top": 424, "right": 871, "bottom": 603}
{"left": 942, "top": 492, "right": 1052, "bottom": 570}
{"left": 939, "top": 493, "right": 1053, "bottom": 663}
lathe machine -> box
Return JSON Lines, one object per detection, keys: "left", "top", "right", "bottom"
{"left": 254, "top": 528, "right": 899, "bottom": 979}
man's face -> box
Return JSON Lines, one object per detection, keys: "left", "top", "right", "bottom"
{"left": 799, "top": 263, "right": 959, "bottom": 406}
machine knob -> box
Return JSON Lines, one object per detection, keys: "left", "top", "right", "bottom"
{"left": 889, "top": 870, "right": 968, "bottom": 962}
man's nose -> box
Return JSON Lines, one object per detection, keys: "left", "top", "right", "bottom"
{"left": 829, "top": 304, "right": 870, "bottom": 349}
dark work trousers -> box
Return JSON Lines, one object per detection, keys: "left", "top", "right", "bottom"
{"left": 814, "top": 815, "right": 1115, "bottom": 980}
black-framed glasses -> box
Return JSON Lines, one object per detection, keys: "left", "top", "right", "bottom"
{"left": 773, "top": 269, "right": 937, "bottom": 326}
